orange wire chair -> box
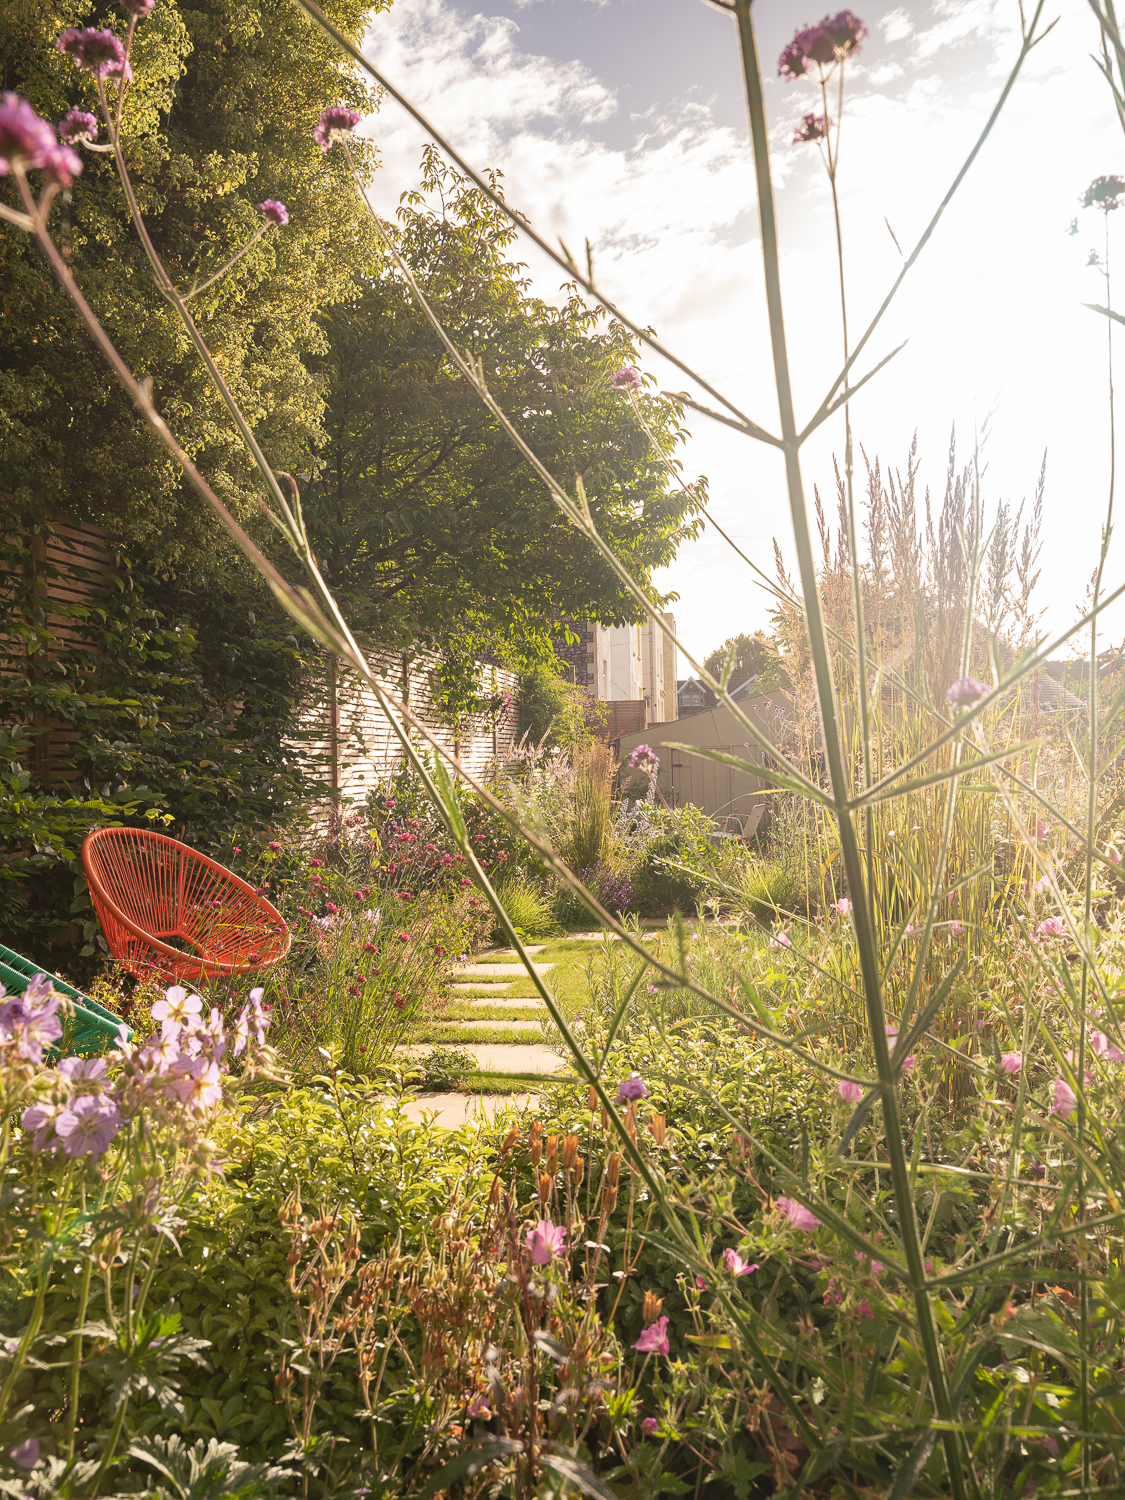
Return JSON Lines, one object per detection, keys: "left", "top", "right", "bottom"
{"left": 82, "top": 828, "right": 290, "bottom": 986}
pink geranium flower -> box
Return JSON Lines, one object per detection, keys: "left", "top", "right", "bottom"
{"left": 1050, "top": 1079, "right": 1077, "bottom": 1119}
{"left": 1000, "top": 1053, "right": 1022, "bottom": 1074}
{"left": 1036, "top": 917, "right": 1066, "bottom": 941}
{"left": 525, "top": 1219, "right": 567, "bottom": 1265}
{"left": 722, "top": 1249, "right": 760, "bottom": 1277}
{"left": 641, "top": 1416, "right": 659, "bottom": 1436}
{"left": 838, "top": 1079, "right": 863, "bottom": 1103}
{"left": 777, "top": 1197, "right": 820, "bottom": 1231}
{"left": 633, "top": 1316, "right": 670, "bottom": 1355}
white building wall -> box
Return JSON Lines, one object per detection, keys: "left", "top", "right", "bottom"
{"left": 593, "top": 623, "right": 643, "bottom": 702}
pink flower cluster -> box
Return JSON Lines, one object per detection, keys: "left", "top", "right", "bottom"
{"left": 18, "top": 982, "right": 272, "bottom": 1161}
{"left": 0, "top": 91, "right": 83, "bottom": 187}
{"left": 0, "top": 973, "right": 62, "bottom": 1064}
{"left": 779, "top": 12, "right": 866, "bottom": 80}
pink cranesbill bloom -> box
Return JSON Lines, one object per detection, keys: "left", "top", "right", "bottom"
{"left": 1036, "top": 917, "right": 1066, "bottom": 940}
{"left": 152, "top": 985, "right": 203, "bottom": 1030}
{"left": 854, "top": 1251, "right": 884, "bottom": 1274}
{"left": 1050, "top": 1079, "right": 1077, "bottom": 1119}
{"left": 55, "top": 1095, "right": 123, "bottom": 1158}
{"left": 948, "top": 920, "right": 965, "bottom": 936}
{"left": 525, "top": 1219, "right": 567, "bottom": 1265}
{"left": 1000, "top": 1053, "right": 1022, "bottom": 1075}
{"left": 169, "top": 1059, "right": 223, "bottom": 1113}
{"left": 1090, "top": 1031, "right": 1125, "bottom": 1063}
{"left": 641, "top": 1417, "right": 659, "bottom": 1436}
{"left": 901, "top": 1056, "right": 917, "bottom": 1072}
{"left": 8, "top": 1439, "right": 38, "bottom": 1470}
{"left": 777, "top": 1197, "right": 820, "bottom": 1232}
{"left": 722, "top": 1248, "right": 760, "bottom": 1277}
{"left": 830, "top": 897, "right": 852, "bottom": 916}
{"left": 838, "top": 1079, "right": 863, "bottom": 1103}
{"left": 769, "top": 929, "right": 792, "bottom": 950}
{"left": 21, "top": 1101, "right": 64, "bottom": 1151}
{"left": 856, "top": 1301, "right": 874, "bottom": 1320}
{"left": 633, "top": 1316, "right": 670, "bottom": 1355}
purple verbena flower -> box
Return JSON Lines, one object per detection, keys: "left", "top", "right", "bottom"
{"left": 58, "top": 108, "right": 98, "bottom": 144}
{"left": 0, "top": 92, "right": 58, "bottom": 174}
{"left": 616, "top": 1072, "right": 648, "bottom": 1103}
{"left": 793, "top": 112, "right": 829, "bottom": 144}
{"left": 945, "top": 676, "right": 988, "bottom": 709}
{"left": 823, "top": 10, "right": 867, "bottom": 54}
{"left": 777, "top": 1196, "right": 820, "bottom": 1231}
{"left": 628, "top": 742, "right": 659, "bottom": 776}
{"left": 314, "top": 105, "right": 361, "bottom": 152}
{"left": 633, "top": 1315, "right": 670, "bottom": 1355}
{"left": 257, "top": 198, "right": 289, "bottom": 226}
{"left": 41, "top": 142, "right": 83, "bottom": 186}
{"left": 120, "top": 0, "right": 156, "bottom": 16}
{"left": 612, "top": 365, "right": 642, "bottom": 391}
{"left": 1084, "top": 175, "right": 1125, "bottom": 211}
{"left": 55, "top": 1095, "right": 123, "bottom": 1158}
{"left": 525, "top": 1219, "right": 567, "bottom": 1265}
{"left": 56, "top": 28, "right": 132, "bottom": 80}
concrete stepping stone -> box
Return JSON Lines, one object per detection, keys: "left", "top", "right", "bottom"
{"left": 457, "top": 963, "right": 556, "bottom": 978}
{"left": 451, "top": 981, "right": 512, "bottom": 993}
{"left": 486, "top": 945, "right": 548, "bottom": 957}
{"left": 460, "top": 1042, "right": 565, "bottom": 1073}
{"left": 398, "top": 1092, "right": 538, "bottom": 1129}
{"left": 469, "top": 997, "right": 547, "bottom": 1010}
{"left": 429, "top": 1019, "right": 543, "bottom": 1033}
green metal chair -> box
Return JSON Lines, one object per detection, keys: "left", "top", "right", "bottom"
{"left": 0, "top": 942, "right": 133, "bottom": 1055}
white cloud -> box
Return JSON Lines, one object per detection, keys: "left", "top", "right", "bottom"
{"left": 358, "top": 0, "right": 1125, "bottom": 665}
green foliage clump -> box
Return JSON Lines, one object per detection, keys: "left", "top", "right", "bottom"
{"left": 514, "top": 661, "right": 593, "bottom": 752}
{"left": 623, "top": 802, "right": 717, "bottom": 915}
{"left": 492, "top": 876, "right": 555, "bottom": 940}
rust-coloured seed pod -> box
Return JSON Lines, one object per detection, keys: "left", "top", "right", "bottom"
{"left": 285, "top": 1249, "right": 302, "bottom": 1266}
{"left": 606, "top": 1152, "right": 621, "bottom": 1189}
{"left": 546, "top": 1134, "right": 559, "bottom": 1176}
{"left": 642, "top": 1290, "right": 664, "bottom": 1323}
{"left": 530, "top": 1138, "right": 543, "bottom": 1167}
{"left": 599, "top": 1105, "right": 609, "bottom": 1130}
{"left": 573, "top": 1155, "right": 585, "bottom": 1187}
{"left": 588, "top": 1084, "right": 599, "bottom": 1111}
{"left": 538, "top": 1172, "right": 552, "bottom": 1203}
{"left": 561, "top": 1134, "right": 579, "bottom": 1170}
{"left": 488, "top": 1177, "right": 502, "bottom": 1206}
{"left": 602, "top": 1184, "right": 618, "bottom": 1213}
{"left": 649, "top": 1113, "right": 667, "bottom": 1146}
{"left": 500, "top": 1125, "right": 520, "bottom": 1157}
{"left": 624, "top": 1113, "right": 637, "bottom": 1143}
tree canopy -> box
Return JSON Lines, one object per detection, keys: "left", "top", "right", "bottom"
{"left": 301, "top": 150, "right": 704, "bottom": 702}
{"left": 0, "top": 0, "right": 380, "bottom": 574}
{"left": 703, "top": 632, "right": 776, "bottom": 686}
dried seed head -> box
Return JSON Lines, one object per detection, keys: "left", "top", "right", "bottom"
{"left": 588, "top": 1084, "right": 599, "bottom": 1111}
{"left": 561, "top": 1134, "right": 580, "bottom": 1170}
{"left": 642, "top": 1290, "right": 664, "bottom": 1323}
{"left": 286, "top": 1249, "right": 302, "bottom": 1266}
{"left": 500, "top": 1125, "right": 519, "bottom": 1157}
{"left": 599, "top": 1105, "right": 609, "bottom": 1130}
{"left": 529, "top": 1123, "right": 543, "bottom": 1167}
{"left": 573, "top": 1155, "right": 585, "bottom": 1187}
{"left": 606, "top": 1153, "right": 621, "bottom": 1189}
{"left": 649, "top": 1113, "right": 666, "bottom": 1146}
{"left": 538, "top": 1172, "right": 552, "bottom": 1203}
{"left": 546, "top": 1134, "right": 559, "bottom": 1176}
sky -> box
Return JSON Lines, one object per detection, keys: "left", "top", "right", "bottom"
{"left": 355, "top": 0, "right": 1125, "bottom": 675}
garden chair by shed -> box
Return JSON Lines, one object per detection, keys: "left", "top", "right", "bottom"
{"left": 0, "top": 941, "right": 132, "bottom": 1055}
{"left": 82, "top": 828, "right": 290, "bottom": 985}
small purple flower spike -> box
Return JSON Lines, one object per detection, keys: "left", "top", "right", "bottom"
{"left": 0, "top": 92, "right": 58, "bottom": 174}
{"left": 793, "top": 113, "right": 829, "bottom": 144}
{"left": 58, "top": 108, "right": 98, "bottom": 144}
{"left": 56, "top": 28, "right": 132, "bottom": 80}
{"left": 257, "top": 199, "right": 289, "bottom": 226}
{"left": 612, "top": 365, "right": 642, "bottom": 391}
{"left": 945, "top": 676, "right": 988, "bottom": 709}
{"left": 42, "top": 142, "right": 84, "bottom": 187}
{"left": 314, "top": 105, "right": 361, "bottom": 152}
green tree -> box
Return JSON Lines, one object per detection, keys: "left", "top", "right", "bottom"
{"left": 302, "top": 150, "right": 704, "bottom": 707}
{"left": 0, "top": 0, "right": 381, "bottom": 576}
{"left": 703, "top": 632, "right": 776, "bottom": 687}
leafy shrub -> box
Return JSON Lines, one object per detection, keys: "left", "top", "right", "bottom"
{"left": 624, "top": 802, "right": 716, "bottom": 915}
{"left": 554, "top": 862, "right": 636, "bottom": 926}
{"left": 515, "top": 661, "right": 596, "bottom": 751}
{"left": 561, "top": 741, "right": 616, "bottom": 871}
{"left": 404, "top": 1043, "right": 479, "bottom": 1089}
